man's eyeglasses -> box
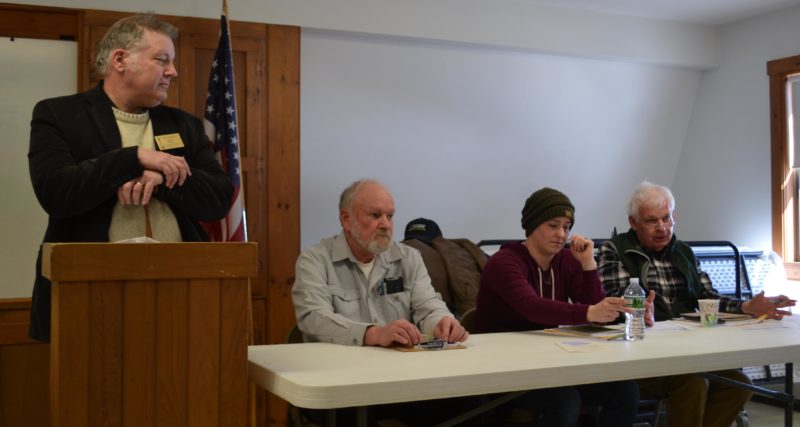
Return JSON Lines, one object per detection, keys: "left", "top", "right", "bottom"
{"left": 641, "top": 215, "right": 674, "bottom": 230}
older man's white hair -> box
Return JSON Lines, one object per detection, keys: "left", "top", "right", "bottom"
{"left": 627, "top": 181, "right": 675, "bottom": 219}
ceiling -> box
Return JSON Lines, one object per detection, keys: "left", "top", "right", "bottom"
{"left": 522, "top": 0, "right": 800, "bottom": 25}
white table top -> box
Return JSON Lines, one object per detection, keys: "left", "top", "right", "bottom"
{"left": 248, "top": 317, "right": 800, "bottom": 409}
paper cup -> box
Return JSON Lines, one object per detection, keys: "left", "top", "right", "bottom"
{"left": 698, "top": 299, "right": 720, "bottom": 327}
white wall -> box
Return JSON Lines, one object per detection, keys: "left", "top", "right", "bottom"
{"left": 0, "top": 38, "right": 76, "bottom": 298}
{"left": 674, "top": 5, "right": 800, "bottom": 250}
{"left": 300, "top": 29, "right": 701, "bottom": 247}
{"left": 10, "top": 0, "right": 718, "bottom": 69}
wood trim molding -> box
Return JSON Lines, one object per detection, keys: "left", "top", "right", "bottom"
{"left": 767, "top": 55, "right": 800, "bottom": 261}
{"left": 0, "top": 298, "right": 37, "bottom": 345}
{"left": 265, "top": 24, "right": 300, "bottom": 347}
{"left": 42, "top": 243, "right": 258, "bottom": 281}
{"left": 0, "top": 3, "right": 79, "bottom": 40}
{"left": 784, "top": 262, "right": 800, "bottom": 280}
{"left": 767, "top": 55, "right": 800, "bottom": 76}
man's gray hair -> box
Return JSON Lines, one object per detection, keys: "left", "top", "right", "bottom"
{"left": 94, "top": 14, "right": 178, "bottom": 77}
{"left": 339, "top": 179, "right": 381, "bottom": 211}
{"left": 627, "top": 181, "right": 675, "bottom": 218}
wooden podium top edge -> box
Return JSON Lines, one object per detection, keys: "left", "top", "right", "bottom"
{"left": 42, "top": 242, "right": 258, "bottom": 282}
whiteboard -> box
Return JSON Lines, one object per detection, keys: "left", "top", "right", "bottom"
{"left": 0, "top": 37, "right": 76, "bottom": 298}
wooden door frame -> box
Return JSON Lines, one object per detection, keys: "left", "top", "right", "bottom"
{"left": 768, "top": 55, "right": 800, "bottom": 278}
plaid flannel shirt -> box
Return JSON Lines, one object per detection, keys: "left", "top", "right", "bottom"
{"left": 598, "top": 241, "right": 743, "bottom": 316}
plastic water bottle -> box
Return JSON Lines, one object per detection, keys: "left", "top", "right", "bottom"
{"left": 624, "top": 278, "right": 646, "bottom": 341}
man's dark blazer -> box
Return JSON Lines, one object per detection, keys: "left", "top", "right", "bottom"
{"left": 27, "top": 82, "right": 234, "bottom": 341}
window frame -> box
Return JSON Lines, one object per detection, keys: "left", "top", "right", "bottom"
{"left": 768, "top": 55, "right": 800, "bottom": 279}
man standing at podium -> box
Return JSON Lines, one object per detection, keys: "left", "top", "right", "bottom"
{"left": 27, "top": 14, "right": 233, "bottom": 342}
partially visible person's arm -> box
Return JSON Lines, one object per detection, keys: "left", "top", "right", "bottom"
{"left": 569, "top": 237, "right": 630, "bottom": 323}
{"left": 597, "top": 241, "right": 630, "bottom": 298}
{"left": 117, "top": 169, "right": 164, "bottom": 206}
{"left": 586, "top": 297, "right": 630, "bottom": 323}
{"left": 566, "top": 235, "right": 604, "bottom": 305}
{"left": 363, "top": 319, "right": 422, "bottom": 347}
{"left": 597, "top": 242, "right": 653, "bottom": 325}
{"left": 432, "top": 316, "right": 469, "bottom": 343}
{"left": 151, "top": 112, "right": 232, "bottom": 222}
{"left": 643, "top": 290, "right": 656, "bottom": 326}
{"left": 137, "top": 146, "right": 190, "bottom": 189}
{"left": 693, "top": 257, "right": 795, "bottom": 318}
{"left": 569, "top": 235, "right": 597, "bottom": 271}
{"left": 691, "top": 259, "right": 744, "bottom": 314}
{"left": 404, "top": 248, "right": 454, "bottom": 337}
{"left": 742, "top": 291, "right": 795, "bottom": 319}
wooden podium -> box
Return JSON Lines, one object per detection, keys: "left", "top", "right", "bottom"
{"left": 42, "top": 242, "right": 258, "bottom": 426}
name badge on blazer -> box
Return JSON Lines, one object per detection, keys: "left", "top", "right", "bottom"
{"left": 154, "top": 133, "right": 185, "bottom": 151}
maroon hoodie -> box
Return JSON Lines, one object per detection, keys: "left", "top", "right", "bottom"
{"left": 475, "top": 242, "right": 604, "bottom": 333}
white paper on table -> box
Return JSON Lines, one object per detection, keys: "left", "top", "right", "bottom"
{"left": 738, "top": 320, "right": 791, "bottom": 330}
{"left": 667, "top": 319, "right": 703, "bottom": 329}
{"left": 649, "top": 320, "right": 692, "bottom": 332}
{"left": 556, "top": 340, "right": 612, "bottom": 353}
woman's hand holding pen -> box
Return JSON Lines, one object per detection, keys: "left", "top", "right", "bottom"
{"left": 569, "top": 234, "right": 597, "bottom": 271}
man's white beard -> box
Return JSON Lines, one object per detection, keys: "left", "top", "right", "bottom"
{"left": 349, "top": 220, "right": 392, "bottom": 255}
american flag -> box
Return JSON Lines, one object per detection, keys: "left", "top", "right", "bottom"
{"left": 203, "top": 11, "right": 247, "bottom": 242}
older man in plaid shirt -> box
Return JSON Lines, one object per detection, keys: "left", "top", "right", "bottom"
{"left": 599, "top": 181, "right": 795, "bottom": 427}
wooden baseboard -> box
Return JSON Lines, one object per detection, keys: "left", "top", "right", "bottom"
{"left": 0, "top": 298, "right": 49, "bottom": 426}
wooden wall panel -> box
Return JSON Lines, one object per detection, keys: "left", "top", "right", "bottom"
{"left": 0, "top": 4, "right": 79, "bottom": 40}
{"left": 265, "top": 24, "right": 300, "bottom": 427}
{"left": 46, "top": 243, "right": 256, "bottom": 426}
{"left": 0, "top": 342, "right": 50, "bottom": 426}
{"left": 50, "top": 281, "right": 91, "bottom": 425}
{"left": 88, "top": 281, "right": 123, "bottom": 426}
{"left": 155, "top": 280, "right": 189, "bottom": 427}
{"left": 220, "top": 278, "right": 250, "bottom": 426}
{"left": 177, "top": 23, "right": 269, "bottom": 303}
{"left": 122, "top": 281, "right": 157, "bottom": 425}
{"left": 1, "top": 5, "right": 300, "bottom": 426}
{"left": 265, "top": 24, "right": 300, "bottom": 346}
{"left": 0, "top": 301, "right": 50, "bottom": 427}
{"left": 250, "top": 297, "right": 268, "bottom": 424}
{"left": 188, "top": 279, "right": 221, "bottom": 427}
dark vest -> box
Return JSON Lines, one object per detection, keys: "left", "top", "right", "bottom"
{"left": 609, "top": 229, "right": 702, "bottom": 320}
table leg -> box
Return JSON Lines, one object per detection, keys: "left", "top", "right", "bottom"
{"left": 434, "top": 390, "right": 528, "bottom": 427}
{"left": 326, "top": 409, "right": 336, "bottom": 427}
{"left": 785, "top": 362, "right": 794, "bottom": 427}
{"left": 356, "top": 406, "right": 368, "bottom": 427}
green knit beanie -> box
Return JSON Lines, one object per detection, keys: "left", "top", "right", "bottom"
{"left": 521, "top": 187, "right": 575, "bottom": 236}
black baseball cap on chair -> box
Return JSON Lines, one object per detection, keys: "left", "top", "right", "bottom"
{"left": 404, "top": 218, "right": 443, "bottom": 243}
